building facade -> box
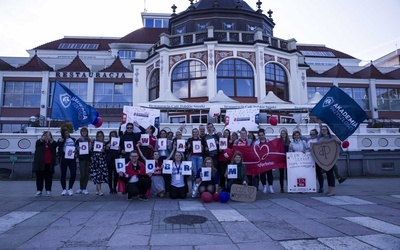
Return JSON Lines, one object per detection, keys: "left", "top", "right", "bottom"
{"left": 0, "top": 0, "right": 399, "bottom": 133}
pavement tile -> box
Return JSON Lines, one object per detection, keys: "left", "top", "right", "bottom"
{"left": 355, "top": 234, "right": 400, "bottom": 249}
{"left": 221, "top": 221, "right": 271, "bottom": 243}
{"left": 238, "top": 241, "right": 285, "bottom": 250}
{"left": 318, "top": 236, "right": 379, "bottom": 250}
{"left": 280, "top": 239, "right": 332, "bottom": 250}
{"left": 285, "top": 218, "right": 344, "bottom": 238}
{"left": 254, "top": 219, "right": 311, "bottom": 241}
{"left": 0, "top": 211, "right": 39, "bottom": 233}
{"left": 150, "top": 233, "right": 233, "bottom": 246}
{"left": 118, "top": 210, "right": 152, "bottom": 226}
{"left": 210, "top": 209, "right": 248, "bottom": 222}
{"left": 17, "top": 225, "right": 83, "bottom": 249}
{"left": 17, "top": 211, "right": 65, "bottom": 227}
{"left": 50, "top": 211, "right": 94, "bottom": 227}
{"left": 0, "top": 225, "right": 48, "bottom": 249}
{"left": 344, "top": 216, "right": 400, "bottom": 234}
{"left": 316, "top": 218, "right": 377, "bottom": 236}
{"left": 107, "top": 224, "right": 151, "bottom": 247}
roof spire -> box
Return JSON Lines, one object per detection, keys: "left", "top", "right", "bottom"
{"left": 213, "top": 0, "right": 219, "bottom": 8}
{"left": 267, "top": 9, "right": 273, "bottom": 20}
{"left": 189, "top": 0, "right": 195, "bottom": 10}
{"left": 236, "top": 0, "right": 243, "bottom": 9}
{"left": 171, "top": 4, "right": 177, "bottom": 16}
{"left": 256, "top": 1, "right": 263, "bottom": 13}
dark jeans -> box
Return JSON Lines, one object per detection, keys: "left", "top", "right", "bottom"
{"left": 126, "top": 177, "right": 151, "bottom": 198}
{"left": 169, "top": 185, "right": 187, "bottom": 199}
{"left": 78, "top": 160, "right": 90, "bottom": 190}
{"left": 60, "top": 158, "right": 77, "bottom": 190}
{"left": 36, "top": 164, "right": 53, "bottom": 191}
{"left": 279, "top": 168, "right": 285, "bottom": 189}
{"left": 107, "top": 159, "right": 118, "bottom": 191}
{"left": 326, "top": 167, "right": 335, "bottom": 187}
{"left": 218, "top": 162, "right": 228, "bottom": 188}
{"left": 260, "top": 170, "right": 274, "bottom": 185}
{"left": 315, "top": 164, "right": 324, "bottom": 189}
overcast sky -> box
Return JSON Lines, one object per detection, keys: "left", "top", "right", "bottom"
{"left": 1, "top": 0, "right": 399, "bottom": 63}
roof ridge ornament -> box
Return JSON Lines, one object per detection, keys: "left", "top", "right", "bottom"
{"left": 171, "top": 4, "right": 177, "bottom": 16}
{"left": 213, "top": 0, "right": 219, "bottom": 8}
{"left": 256, "top": 1, "right": 263, "bottom": 13}
{"left": 189, "top": 0, "right": 195, "bottom": 10}
{"left": 267, "top": 9, "right": 273, "bottom": 21}
{"left": 236, "top": 0, "right": 243, "bottom": 9}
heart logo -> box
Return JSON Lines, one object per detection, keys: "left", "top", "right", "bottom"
{"left": 253, "top": 143, "right": 270, "bottom": 163}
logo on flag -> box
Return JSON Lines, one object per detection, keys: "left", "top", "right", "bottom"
{"left": 311, "top": 86, "right": 368, "bottom": 141}
{"left": 50, "top": 80, "right": 98, "bottom": 130}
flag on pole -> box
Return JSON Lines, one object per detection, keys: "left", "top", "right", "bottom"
{"left": 311, "top": 85, "right": 368, "bottom": 141}
{"left": 50, "top": 80, "right": 98, "bottom": 130}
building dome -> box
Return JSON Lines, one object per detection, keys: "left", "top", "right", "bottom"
{"left": 169, "top": 0, "right": 274, "bottom": 38}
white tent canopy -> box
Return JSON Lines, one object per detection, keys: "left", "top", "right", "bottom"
{"left": 207, "top": 90, "right": 238, "bottom": 103}
{"left": 259, "top": 91, "right": 290, "bottom": 104}
{"left": 150, "top": 89, "right": 185, "bottom": 103}
{"left": 307, "top": 91, "right": 323, "bottom": 105}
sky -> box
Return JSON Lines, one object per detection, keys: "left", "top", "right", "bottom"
{"left": 1, "top": 0, "right": 399, "bottom": 63}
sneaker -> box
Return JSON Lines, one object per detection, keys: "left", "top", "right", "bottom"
{"left": 269, "top": 185, "right": 275, "bottom": 194}
{"left": 338, "top": 177, "right": 347, "bottom": 184}
{"left": 67, "top": 189, "right": 74, "bottom": 196}
{"left": 127, "top": 194, "right": 133, "bottom": 200}
{"left": 61, "top": 189, "right": 67, "bottom": 196}
{"left": 262, "top": 185, "right": 267, "bottom": 193}
{"left": 75, "top": 189, "right": 83, "bottom": 194}
{"left": 82, "top": 189, "right": 89, "bottom": 195}
{"left": 35, "top": 191, "right": 42, "bottom": 197}
{"left": 139, "top": 195, "right": 148, "bottom": 201}
{"left": 46, "top": 191, "right": 51, "bottom": 196}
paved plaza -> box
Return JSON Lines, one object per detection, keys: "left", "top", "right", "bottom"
{"left": 0, "top": 177, "right": 399, "bottom": 249}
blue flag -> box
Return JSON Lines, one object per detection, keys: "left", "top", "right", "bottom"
{"left": 50, "top": 80, "right": 98, "bottom": 131}
{"left": 311, "top": 86, "right": 368, "bottom": 141}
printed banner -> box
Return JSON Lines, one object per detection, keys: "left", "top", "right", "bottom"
{"left": 140, "top": 134, "right": 150, "bottom": 146}
{"left": 224, "top": 108, "right": 260, "bottom": 132}
{"left": 227, "top": 164, "right": 238, "bottom": 179}
{"left": 124, "top": 141, "right": 134, "bottom": 152}
{"left": 177, "top": 139, "right": 186, "bottom": 152}
{"left": 311, "top": 86, "right": 368, "bottom": 141}
{"left": 64, "top": 146, "right": 75, "bottom": 159}
{"left": 286, "top": 152, "right": 317, "bottom": 193}
{"left": 192, "top": 140, "right": 202, "bottom": 153}
{"left": 232, "top": 138, "right": 286, "bottom": 176}
{"left": 121, "top": 106, "right": 160, "bottom": 135}
{"left": 219, "top": 138, "right": 228, "bottom": 150}
{"left": 182, "top": 161, "right": 192, "bottom": 175}
{"left": 201, "top": 167, "right": 211, "bottom": 181}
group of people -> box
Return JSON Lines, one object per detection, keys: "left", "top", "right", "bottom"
{"left": 33, "top": 121, "right": 346, "bottom": 199}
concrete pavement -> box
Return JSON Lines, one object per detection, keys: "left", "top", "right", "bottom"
{"left": 0, "top": 177, "right": 399, "bottom": 249}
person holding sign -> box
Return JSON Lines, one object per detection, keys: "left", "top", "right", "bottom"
{"left": 169, "top": 151, "right": 190, "bottom": 199}
{"left": 201, "top": 123, "right": 219, "bottom": 172}
{"left": 307, "top": 129, "right": 324, "bottom": 193}
{"left": 138, "top": 145, "right": 175, "bottom": 198}
{"left": 33, "top": 131, "right": 57, "bottom": 197}
{"left": 278, "top": 129, "right": 291, "bottom": 193}
{"left": 105, "top": 130, "right": 120, "bottom": 194}
{"left": 193, "top": 157, "right": 219, "bottom": 196}
{"left": 138, "top": 125, "right": 157, "bottom": 162}
{"left": 186, "top": 128, "right": 203, "bottom": 187}
{"left": 218, "top": 129, "right": 233, "bottom": 189}
{"left": 89, "top": 131, "right": 108, "bottom": 196}
{"left": 253, "top": 129, "right": 274, "bottom": 194}
{"left": 75, "top": 127, "right": 91, "bottom": 195}
{"left": 225, "top": 151, "right": 248, "bottom": 193}
{"left": 317, "top": 125, "right": 341, "bottom": 196}
{"left": 57, "top": 129, "right": 77, "bottom": 196}
{"left": 119, "top": 151, "right": 151, "bottom": 201}
{"left": 120, "top": 122, "right": 145, "bottom": 162}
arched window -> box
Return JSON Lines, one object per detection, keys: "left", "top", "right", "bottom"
{"left": 265, "top": 63, "right": 289, "bottom": 101}
{"left": 171, "top": 60, "right": 207, "bottom": 99}
{"left": 149, "top": 69, "right": 160, "bottom": 101}
{"left": 216, "top": 59, "right": 254, "bottom": 97}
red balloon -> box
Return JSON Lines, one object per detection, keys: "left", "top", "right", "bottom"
{"left": 201, "top": 192, "right": 213, "bottom": 203}
{"left": 342, "top": 141, "right": 350, "bottom": 148}
{"left": 213, "top": 192, "right": 220, "bottom": 202}
{"left": 94, "top": 117, "right": 103, "bottom": 128}
{"left": 269, "top": 116, "right": 278, "bottom": 126}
